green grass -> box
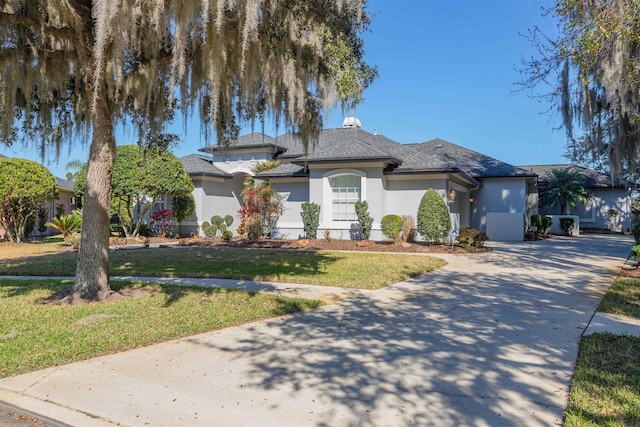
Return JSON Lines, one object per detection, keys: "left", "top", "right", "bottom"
{"left": 0, "top": 246, "right": 446, "bottom": 289}
{"left": 0, "top": 279, "right": 321, "bottom": 378}
{"left": 599, "top": 276, "right": 640, "bottom": 318}
{"left": 564, "top": 334, "right": 640, "bottom": 426}
{"left": 564, "top": 275, "right": 640, "bottom": 426}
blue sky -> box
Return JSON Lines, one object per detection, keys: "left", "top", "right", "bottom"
{"left": 1, "top": 0, "right": 566, "bottom": 178}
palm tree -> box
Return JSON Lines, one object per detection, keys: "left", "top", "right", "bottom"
{"left": 539, "top": 168, "right": 593, "bottom": 215}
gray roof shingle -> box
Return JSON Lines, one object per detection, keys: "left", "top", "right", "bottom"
{"left": 519, "top": 164, "right": 622, "bottom": 188}
{"left": 56, "top": 177, "right": 74, "bottom": 191}
{"left": 197, "top": 128, "right": 538, "bottom": 184}
{"left": 180, "top": 154, "right": 231, "bottom": 178}
{"left": 255, "top": 163, "right": 307, "bottom": 178}
{"left": 416, "top": 139, "right": 536, "bottom": 178}
{"left": 199, "top": 133, "right": 287, "bottom": 154}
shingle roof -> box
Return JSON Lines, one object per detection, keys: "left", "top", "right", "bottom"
{"left": 416, "top": 139, "right": 536, "bottom": 178}
{"left": 520, "top": 164, "right": 622, "bottom": 188}
{"left": 199, "top": 133, "right": 288, "bottom": 154}
{"left": 255, "top": 163, "right": 307, "bottom": 178}
{"left": 180, "top": 154, "right": 231, "bottom": 177}
{"left": 56, "top": 177, "right": 74, "bottom": 191}
{"left": 206, "top": 128, "right": 534, "bottom": 184}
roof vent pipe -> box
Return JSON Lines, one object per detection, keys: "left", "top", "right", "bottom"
{"left": 342, "top": 117, "right": 362, "bottom": 128}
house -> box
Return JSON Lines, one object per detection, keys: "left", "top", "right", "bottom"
{"left": 520, "top": 164, "right": 631, "bottom": 232}
{"left": 180, "top": 118, "right": 539, "bottom": 241}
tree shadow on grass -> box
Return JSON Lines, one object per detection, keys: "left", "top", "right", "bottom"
{"left": 0, "top": 247, "right": 344, "bottom": 282}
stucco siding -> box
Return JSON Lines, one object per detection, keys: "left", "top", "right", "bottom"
{"left": 385, "top": 178, "right": 447, "bottom": 219}
{"left": 471, "top": 178, "right": 528, "bottom": 239}
{"left": 188, "top": 175, "right": 245, "bottom": 236}
{"left": 271, "top": 179, "right": 309, "bottom": 239}
{"left": 540, "top": 187, "right": 631, "bottom": 231}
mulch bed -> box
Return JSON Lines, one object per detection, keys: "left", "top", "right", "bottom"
{"left": 181, "top": 237, "right": 488, "bottom": 254}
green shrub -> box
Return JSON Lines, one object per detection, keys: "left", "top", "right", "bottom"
{"left": 202, "top": 221, "right": 217, "bottom": 238}
{"left": 631, "top": 245, "right": 640, "bottom": 260}
{"left": 222, "top": 230, "right": 233, "bottom": 241}
{"left": 224, "top": 215, "right": 234, "bottom": 227}
{"left": 530, "top": 214, "right": 543, "bottom": 230}
{"left": 559, "top": 217, "right": 575, "bottom": 234}
{"left": 355, "top": 201, "right": 373, "bottom": 241}
{"left": 458, "top": 226, "right": 489, "bottom": 249}
{"left": 211, "top": 215, "right": 224, "bottom": 227}
{"left": 531, "top": 214, "right": 552, "bottom": 233}
{"left": 381, "top": 214, "right": 403, "bottom": 242}
{"left": 632, "top": 218, "right": 640, "bottom": 243}
{"left": 417, "top": 188, "right": 451, "bottom": 243}
{"left": 300, "top": 202, "right": 321, "bottom": 239}
{"left": 138, "top": 223, "right": 153, "bottom": 237}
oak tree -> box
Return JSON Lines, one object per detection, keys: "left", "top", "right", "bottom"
{"left": 0, "top": 1, "right": 375, "bottom": 300}
{"left": 521, "top": 0, "right": 640, "bottom": 179}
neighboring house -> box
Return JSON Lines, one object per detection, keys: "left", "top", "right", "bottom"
{"left": 181, "top": 118, "right": 538, "bottom": 241}
{"left": 520, "top": 164, "right": 631, "bottom": 232}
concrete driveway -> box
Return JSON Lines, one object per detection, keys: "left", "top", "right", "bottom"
{"left": 0, "top": 234, "right": 632, "bottom": 426}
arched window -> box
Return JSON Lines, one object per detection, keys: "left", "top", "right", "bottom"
{"left": 330, "top": 174, "right": 361, "bottom": 221}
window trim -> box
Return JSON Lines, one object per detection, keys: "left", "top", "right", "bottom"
{"left": 322, "top": 169, "right": 366, "bottom": 227}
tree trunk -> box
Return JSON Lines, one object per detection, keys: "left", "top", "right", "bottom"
{"left": 72, "top": 100, "right": 116, "bottom": 301}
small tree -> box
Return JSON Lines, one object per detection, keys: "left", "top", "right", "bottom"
{"left": 355, "top": 201, "right": 373, "bottom": 241}
{"left": 172, "top": 193, "right": 196, "bottom": 237}
{"left": 0, "top": 158, "right": 58, "bottom": 243}
{"left": 75, "top": 145, "right": 194, "bottom": 238}
{"left": 301, "top": 202, "right": 321, "bottom": 239}
{"left": 417, "top": 188, "right": 452, "bottom": 243}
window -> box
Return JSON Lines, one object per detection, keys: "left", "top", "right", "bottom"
{"left": 330, "top": 174, "right": 361, "bottom": 221}
{"left": 152, "top": 200, "right": 164, "bottom": 214}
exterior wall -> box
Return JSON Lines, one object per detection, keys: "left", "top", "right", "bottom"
{"left": 186, "top": 175, "right": 246, "bottom": 236}
{"left": 385, "top": 176, "right": 447, "bottom": 220}
{"left": 471, "top": 177, "right": 529, "bottom": 241}
{"left": 270, "top": 169, "right": 470, "bottom": 241}
{"left": 271, "top": 179, "right": 309, "bottom": 239}
{"left": 37, "top": 188, "right": 76, "bottom": 237}
{"left": 211, "top": 155, "right": 266, "bottom": 175}
{"left": 539, "top": 187, "right": 630, "bottom": 232}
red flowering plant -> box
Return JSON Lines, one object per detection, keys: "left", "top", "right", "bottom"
{"left": 237, "top": 180, "right": 283, "bottom": 240}
{"left": 149, "top": 209, "right": 174, "bottom": 237}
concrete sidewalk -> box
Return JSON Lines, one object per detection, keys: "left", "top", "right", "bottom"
{"left": 0, "top": 234, "right": 636, "bottom": 426}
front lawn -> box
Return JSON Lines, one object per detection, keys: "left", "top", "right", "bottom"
{"left": 598, "top": 276, "right": 640, "bottom": 319}
{"left": 564, "top": 275, "right": 640, "bottom": 426}
{"left": 0, "top": 243, "right": 446, "bottom": 289}
{"left": 0, "top": 279, "right": 321, "bottom": 378}
{"left": 564, "top": 334, "right": 640, "bottom": 426}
